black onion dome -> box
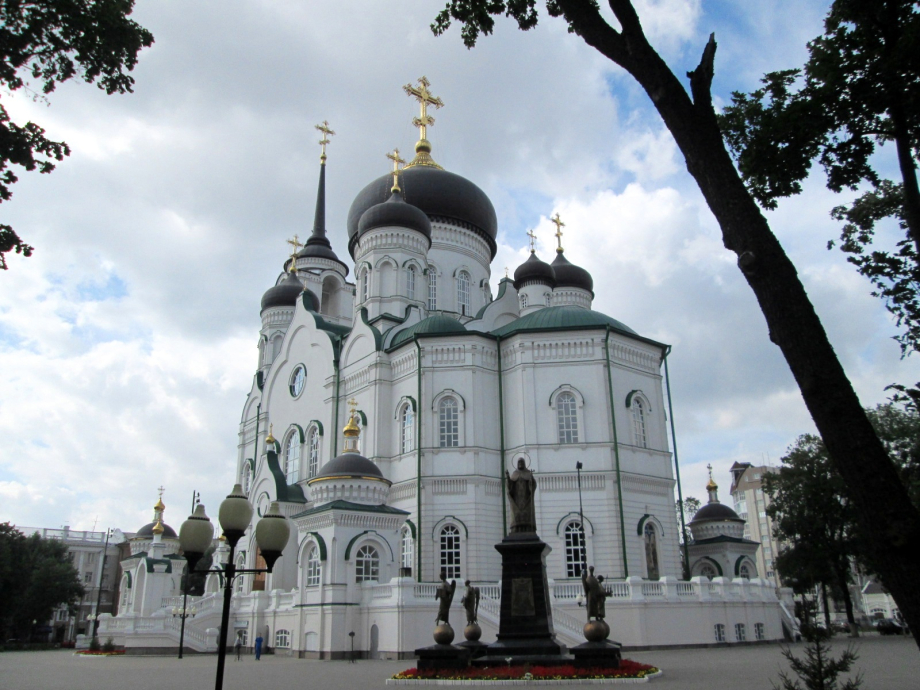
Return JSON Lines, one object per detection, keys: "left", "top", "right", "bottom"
{"left": 691, "top": 503, "right": 742, "bottom": 522}
{"left": 135, "top": 522, "right": 178, "bottom": 539}
{"left": 552, "top": 252, "right": 594, "bottom": 294}
{"left": 311, "top": 452, "right": 384, "bottom": 480}
{"left": 357, "top": 190, "right": 432, "bottom": 241}
{"left": 261, "top": 272, "right": 304, "bottom": 312}
{"left": 347, "top": 166, "right": 497, "bottom": 258}
{"left": 513, "top": 252, "right": 556, "bottom": 289}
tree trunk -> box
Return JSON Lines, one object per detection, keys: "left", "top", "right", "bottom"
{"left": 559, "top": 1, "right": 920, "bottom": 650}
{"left": 835, "top": 562, "right": 859, "bottom": 637}
{"left": 821, "top": 583, "right": 832, "bottom": 629}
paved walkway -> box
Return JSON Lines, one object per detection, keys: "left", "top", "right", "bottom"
{"left": 2, "top": 636, "right": 917, "bottom": 690}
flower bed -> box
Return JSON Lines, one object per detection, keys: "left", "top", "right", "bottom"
{"left": 391, "top": 660, "right": 660, "bottom": 683}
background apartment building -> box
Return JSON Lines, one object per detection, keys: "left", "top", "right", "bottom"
{"left": 729, "top": 463, "right": 782, "bottom": 589}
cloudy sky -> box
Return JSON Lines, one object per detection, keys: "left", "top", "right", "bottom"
{"left": 2, "top": 0, "right": 916, "bottom": 534}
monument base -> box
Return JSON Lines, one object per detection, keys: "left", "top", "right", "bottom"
{"left": 570, "top": 639, "right": 622, "bottom": 668}
{"left": 414, "top": 643, "right": 471, "bottom": 670}
{"left": 485, "top": 532, "right": 566, "bottom": 660}
{"left": 456, "top": 639, "right": 489, "bottom": 659}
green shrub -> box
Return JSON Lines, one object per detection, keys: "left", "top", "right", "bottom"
{"left": 88, "top": 636, "right": 101, "bottom": 651}
{"left": 102, "top": 637, "right": 116, "bottom": 652}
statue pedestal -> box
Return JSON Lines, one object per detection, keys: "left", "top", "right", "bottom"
{"left": 483, "top": 533, "right": 566, "bottom": 659}
{"left": 570, "top": 639, "right": 622, "bottom": 668}
{"left": 414, "top": 643, "right": 471, "bottom": 670}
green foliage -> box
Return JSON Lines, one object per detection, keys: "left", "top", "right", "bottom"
{"left": 720, "top": 1, "right": 920, "bottom": 383}
{"left": 774, "top": 627, "right": 862, "bottom": 690}
{"left": 102, "top": 637, "right": 116, "bottom": 652}
{"left": 0, "top": 523, "right": 85, "bottom": 640}
{"left": 866, "top": 403, "right": 920, "bottom": 508}
{"left": 764, "top": 436, "right": 857, "bottom": 596}
{"left": 0, "top": 0, "right": 153, "bottom": 269}
{"left": 88, "top": 635, "right": 101, "bottom": 651}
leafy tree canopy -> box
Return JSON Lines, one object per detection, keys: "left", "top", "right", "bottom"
{"left": 719, "top": 1, "right": 920, "bottom": 370}
{"left": 0, "top": 0, "right": 154, "bottom": 269}
{"left": 0, "top": 523, "right": 85, "bottom": 639}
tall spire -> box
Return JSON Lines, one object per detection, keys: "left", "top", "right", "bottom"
{"left": 299, "top": 121, "right": 346, "bottom": 273}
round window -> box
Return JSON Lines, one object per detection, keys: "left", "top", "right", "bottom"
{"left": 289, "top": 364, "right": 306, "bottom": 398}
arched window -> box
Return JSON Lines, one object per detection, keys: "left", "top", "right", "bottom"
{"left": 754, "top": 622, "right": 765, "bottom": 641}
{"left": 699, "top": 563, "right": 717, "bottom": 580}
{"left": 644, "top": 523, "right": 660, "bottom": 580}
{"left": 735, "top": 623, "right": 746, "bottom": 642}
{"left": 307, "top": 428, "right": 320, "bottom": 478}
{"left": 457, "top": 271, "right": 471, "bottom": 315}
{"left": 400, "top": 404, "right": 414, "bottom": 455}
{"left": 271, "top": 334, "right": 282, "bottom": 361}
{"left": 544, "top": 292, "right": 551, "bottom": 307}
{"left": 355, "top": 544, "right": 379, "bottom": 583}
{"left": 400, "top": 527, "right": 413, "bottom": 572}
{"left": 632, "top": 397, "right": 648, "bottom": 448}
{"left": 438, "top": 397, "right": 459, "bottom": 448}
{"left": 428, "top": 269, "right": 438, "bottom": 310}
{"left": 714, "top": 623, "right": 726, "bottom": 642}
{"left": 440, "top": 525, "right": 461, "bottom": 579}
{"left": 520, "top": 293, "right": 528, "bottom": 309}
{"left": 275, "top": 629, "right": 291, "bottom": 648}
{"left": 361, "top": 268, "right": 370, "bottom": 303}
{"left": 235, "top": 554, "right": 247, "bottom": 592}
{"left": 242, "top": 463, "right": 252, "bottom": 495}
{"left": 556, "top": 392, "right": 579, "bottom": 444}
{"left": 564, "top": 521, "right": 586, "bottom": 578}
{"left": 739, "top": 562, "right": 752, "bottom": 579}
{"left": 284, "top": 431, "right": 301, "bottom": 483}
{"left": 305, "top": 546, "right": 320, "bottom": 587}
{"left": 407, "top": 265, "right": 416, "bottom": 300}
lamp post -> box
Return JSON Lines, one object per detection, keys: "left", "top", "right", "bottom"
{"left": 576, "top": 461, "right": 587, "bottom": 576}
{"left": 91, "top": 528, "right": 113, "bottom": 638}
{"left": 172, "top": 605, "right": 197, "bottom": 658}
{"left": 179, "top": 485, "right": 291, "bottom": 690}
{"left": 176, "top": 489, "right": 202, "bottom": 659}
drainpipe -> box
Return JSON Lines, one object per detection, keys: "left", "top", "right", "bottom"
{"left": 253, "top": 403, "right": 261, "bottom": 471}
{"left": 332, "top": 346, "right": 341, "bottom": 458}
{"left": 414, "top": 337, "right": 423, "bottom": 581}
{"left": 497, "top": 335, "right": 507, "bottom": 536}
{"left": 604, "top": 328, "right": 629, "bottom": 578}
{"left": 663, "top": 348, "right": 690, "bottom": 579}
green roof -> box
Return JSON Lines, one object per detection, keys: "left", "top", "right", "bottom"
{"left": 291, "top": 500, "right": 410, "bottom": 519}
{"left": 491, "top": 306, "right": 638, "bottom": 338}
{"left": 390, "top": 314, "right": 467, "bottom": 348}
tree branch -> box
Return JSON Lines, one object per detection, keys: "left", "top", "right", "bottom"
{"left": 687, "top": 33, "right": 716, "bottom": 109}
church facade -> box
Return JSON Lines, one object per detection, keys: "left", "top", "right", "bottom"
{"left": 101, "top": 80, "right": 790, "bottom": 657}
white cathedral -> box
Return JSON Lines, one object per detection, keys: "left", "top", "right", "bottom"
{"left": 101, "top": 80, "right": 793, "bottom": 657}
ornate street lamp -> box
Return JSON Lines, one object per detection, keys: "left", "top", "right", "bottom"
{"left": 172, "top": 605, "right": 198, "bottom": 658}
{"left": 179, "top": 485, "right": 291, "bottom": 690}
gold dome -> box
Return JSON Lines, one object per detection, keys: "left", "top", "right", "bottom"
{"left": 265, "top": 423, "right": 276, "bottom": 445}
{"left": 154, "top": 498, "right": 165, "bottom": 512}
{"left": 705, "top": 463, "right": 718, "bottom": 492}
{"left": 152, "top": 519, "right": 165, "bottom": 535}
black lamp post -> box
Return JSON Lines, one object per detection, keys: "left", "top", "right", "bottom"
{"left": 90, "top": 528, "right": 113, "bottom": 639}
{"left": 179, "top": 485, "right": 291, "bottom": 690}
{"left": 175, "top": 489, "right": 202, "bottom": 659}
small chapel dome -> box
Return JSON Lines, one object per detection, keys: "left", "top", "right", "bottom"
{"left": 688, "top": 467, "right": 745, "bottom": 541}
{"left": 261, "top": 271, "right": 306, "bottom": 312}
{"left": 357, "top": 189, "right": 432, "bottom": 241}
{"left": 692, "top": 502, "right": 742, "bottom": 522}
{"left": 491, "top": 305, "right": 637, "bottom": 338}
{"left": 135, "top": 520, "right": 178, "bottom": 539}
{"left": 390, "top": 314, "right": 466, "bottom": 348}
{"left": 551, "top": 251, "right": 594, "bottom": 294}
{"left": 312, "top": 453, "right": 385, "bottom": 481}
{"left": 513, "top": 251, "right": 556, "bottom": 289}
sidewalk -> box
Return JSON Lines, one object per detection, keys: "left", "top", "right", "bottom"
{"left": 1, "top": 636, "right": 916, "bottom": 690}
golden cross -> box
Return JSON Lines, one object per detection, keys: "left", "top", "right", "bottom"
{"left": 707, "top": 463, "right": 713, "bottom": 479}
{"left": 551, "top": 213, "right": 565, "bottom": 253}
{"left": 527, "top": 229, "right": 537, "bottom": 252}
{"left": 347, "top": 398, "right": 359, "bottom": 422}
{"left": 403, "top": 76, "right": 443, "bottom": 141}
{"left": 286, "top": 234, "right": 303, "bottom": 271}
{"left": 504, "top": 267, "right": 509, "bottom": 278}
{"left": 386, "top": 148, "right": 405, "bottom": 191}
{"left": 157, "top": 486, "right": 165, "bottom": 500}
{"left": 315, "top": 120, "right": 335, "bottom": 161}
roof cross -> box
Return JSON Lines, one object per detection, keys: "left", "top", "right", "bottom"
{"left": 527, "top": 229, "right": 537, "bottom": 252}
{"left": 286, "top": 234, "right": 303, "bottom": 271}
{"left": 551, "top": 213, "right": 565, "bottom": 253}
{"left": 386, "top": 148, "right": 406, "bottom": 192}
{"left": 403, "top": 76, "right": 443, "bottom": 141}
{"left": 315, "top": 120, "right": 335, "bottom": 162}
